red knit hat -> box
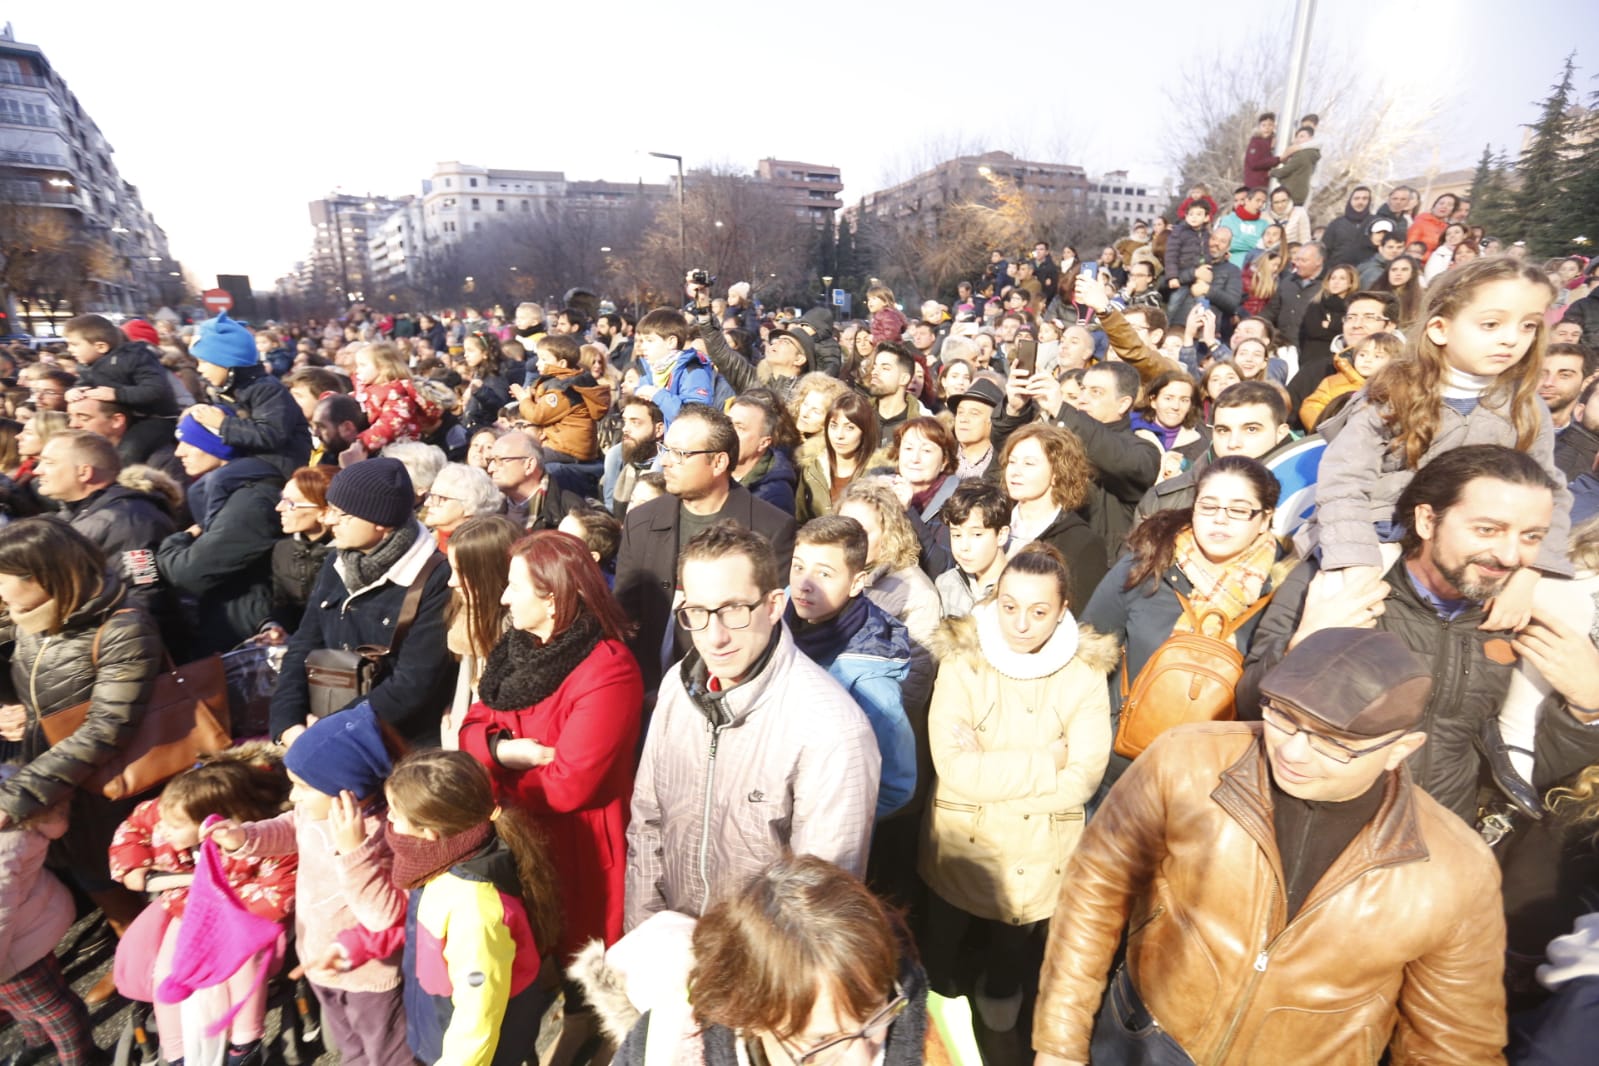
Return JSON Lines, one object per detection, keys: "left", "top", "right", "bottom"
{"left": 124, "top": 320, "right": 160, "bottom": 345}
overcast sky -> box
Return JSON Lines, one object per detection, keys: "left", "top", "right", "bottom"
{"left": 12, "top": 0, "right": 1599, "bottom": 287}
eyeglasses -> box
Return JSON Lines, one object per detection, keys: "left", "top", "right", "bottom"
{"left": 1193, "top": 500, "right": 1266, "bottom": 521}
{"left": 675, "top": 600, "right": 764, "bottom": 631}
{"left": 658, "top": 444, "right": 717, "bottom": 463}
{"left": 1262, "top": 703, "right": 1407, "bottom": 764}
{"left": 276, "top": 496, "right": 322, "bottom": 511}
{"left": 1343, "top": 313, "right": 1391, "bottom": 325}
{"left": 425, "top": 492, "right": 465, "bottom": 505}
{"left": 323, "top": 506, "right": 361, "bottom": 525}
{"left": 487, "top": 454, "right": 535, "bottom": 466}
{"left": 779, "top": 989, "right": 908, "bottom": 1066}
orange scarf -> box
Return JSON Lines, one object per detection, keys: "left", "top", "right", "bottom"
{"left": 1172, "top": 526, "right": 1278, "bottom": 639}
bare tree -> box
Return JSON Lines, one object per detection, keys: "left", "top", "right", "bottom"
{"left": 0, "top": 203, "right": 110, "bottom": 331}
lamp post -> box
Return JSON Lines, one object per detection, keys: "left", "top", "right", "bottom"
{"left": 649, "top": 151, "right": 686, "bottom": 282}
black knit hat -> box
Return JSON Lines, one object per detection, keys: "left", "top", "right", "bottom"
{"left": 326, "top": 458, "right": 414, "bottom": 529}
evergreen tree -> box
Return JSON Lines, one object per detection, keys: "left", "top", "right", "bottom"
{"left": 1515, "top": 53, "right": 1579, "bottom": 255}
{"left": 1550, "top": 91, "right": 1599, "bottom": 258}
{"left": 1468, "top": 143, "right": 1518, "bottom": 242}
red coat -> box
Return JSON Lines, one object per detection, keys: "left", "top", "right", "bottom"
{"left": 1406, "top": 212, "right": 1449, "bottom": 259}
{"left": 458, "top": 639, "right": 643, "bottom": 963}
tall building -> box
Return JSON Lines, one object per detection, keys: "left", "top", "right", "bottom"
{"left": 755, "top": 158, "right": 843, "bottom": 225}
{"left": 0, "top": 23, "right": 183, "bottom": 323}
{"left": 846, "top": 150, "right": 1091, "bottom": 228}
{"left": 1086, "top": 170, "right": 1172, "bottom": 227}
{"left": 306, "top": 193, "right": 407, "bottom": 306}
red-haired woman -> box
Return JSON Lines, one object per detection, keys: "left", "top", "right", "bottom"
{"left": 455, "top": 530, "right": 643, "bottom": 962}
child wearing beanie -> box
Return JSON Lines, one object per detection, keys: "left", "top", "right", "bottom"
{"left": 187, "top": 311, "right": 313, "bottom": 480}
{"left": 210, "top": 705, "right": 412, "bottom": 1066}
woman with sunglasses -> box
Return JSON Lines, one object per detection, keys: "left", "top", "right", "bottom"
{"left": 607, "top": 854, "right": 942, "bottom": 1066}
{"left": 1080, "top": 456, "right": 1291, "bottom": 780}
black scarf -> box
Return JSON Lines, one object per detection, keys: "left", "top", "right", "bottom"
{"left": 477, "top": 612, "right": 602, "bottom": 711}
{"left": 340, "top": 521, "right": 419, "bottom": 595}
{"left": 785, "top": 596, "right": 868, "bottom": 666}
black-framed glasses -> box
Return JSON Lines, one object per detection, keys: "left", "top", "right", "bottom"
{"left": 1261, "top": 703, "right": 1405, "bottom": 764}
{"left": 659, "top": 444, "right": 717, "bottom": 463}
{"left": 675, "top": 600, "right": 763, "bottom": 631}
{"left": 1193, "top": 500, "right": 1266, "bottom": 521}
{"left": 779, "top": 988, "right": 908, "bottom": 1066}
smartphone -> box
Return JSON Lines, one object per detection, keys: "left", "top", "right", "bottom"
{"left": 1196, "top": 297, "right": 1210, "bottom": 314}
{"left": 1079, "top": 262, "right": 1100, "bottom": 281}
{"left": 1012, "top": 336, "right": 1037, "bottom": 376}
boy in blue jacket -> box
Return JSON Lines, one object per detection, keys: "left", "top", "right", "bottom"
{"left": 630, "top": 309, "right": 716, "bottom": 425}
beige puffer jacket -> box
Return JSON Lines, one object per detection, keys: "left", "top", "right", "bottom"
{"left": 919, "top": 606, "right": 1117, "bottom": 925}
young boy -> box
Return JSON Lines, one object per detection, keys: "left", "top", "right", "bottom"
{"left": 936, "top": 481, "right": 1012, "bottom": 618}
{"left": 63, "top": 313, "right": 179, "bottom": 461}
{"left": 786, "top": 516, "right": 916, "bottom": 820}
{"left": 557, "top": 504, "right": 623, "bottom": 583}
{"left": 628, "top": 309, "right": 714, "bottom": 427}
{"left": 513, "top": 332, "right": 610, "bottom": 495}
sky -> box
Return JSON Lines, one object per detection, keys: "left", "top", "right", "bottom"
{"left": 11, "top": 0, "right": 1599, "bottom": 288}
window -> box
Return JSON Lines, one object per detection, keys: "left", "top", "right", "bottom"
{"left": 445, "top": 178, "right": 453, "bottom": 188}
{"left": 522, "top": 200, "right": 531, "bottom": 210}
{"left": 469, "top": 177, "right": 478, "bottom": 187}
{"left": 471, "top": 198, "right": 480, "bottom": 210}
{"left": 496, "top": 199, "right": 505, "bottom": 211}
{"left": 0, "top": 94, "right": 51, "bottom": 126}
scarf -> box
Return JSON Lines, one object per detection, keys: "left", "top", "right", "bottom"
{"left": 972, "top": 599, "right": 1079, "bottom": 681}
{"left": 11, "top": 597, "right": 59, "bottom": 636}
{"left": 340, "top": 521, "right": 419, "bottom": 596}
{"left": 1172, "top": 525, "right": 1278, "bottom": 638}
{"left": 785, "top": 595, "right": 869, "bottom": 666}
{"left": 389, "top": 823, "right": 492, "bottom": 890}
{"left": 1234, "top": 204, "right": 1261, "bottom": 222}
{"left": 477, "top": 613, "right": 602, "bottom": 711}
{"left": 908, "top": 475, "right": 948, "bottom": 516}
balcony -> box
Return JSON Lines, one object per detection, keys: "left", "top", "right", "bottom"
{"left": 0, "top": 70, "right": 48, "bottom": 89}
{"left": 0, "top": 148, "right": 69, "bottom": 168}
{"left": 0, "top": 180, "right": 75, "bottom": 206}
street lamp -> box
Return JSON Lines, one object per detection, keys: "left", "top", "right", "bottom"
{"left": 649, "top": 151, "right": 686, "bottom": 280}
{"left": 600, "top": 246, "right": 611, "bottom": 253}
{"left": 977, "top": 166, "right": 993, "bottom": 177}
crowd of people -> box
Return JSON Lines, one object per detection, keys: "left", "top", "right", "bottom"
{"left": 2, "top": 110, "right": 1599, "bottom": 1066}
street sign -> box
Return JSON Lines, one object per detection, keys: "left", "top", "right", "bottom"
{"left": 202, "top": 288, "right": 234, "bottom": 313}
{"left": 831, "top": 289, "right": 852, "bottom": 313}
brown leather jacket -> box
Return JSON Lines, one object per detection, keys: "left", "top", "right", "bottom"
{"left": 1034, "top": 722, "right": 1507, "bottom": 1066}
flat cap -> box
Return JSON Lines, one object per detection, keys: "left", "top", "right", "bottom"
{"left": 1259, "top": 628, "right": 1433, "bottom": 739}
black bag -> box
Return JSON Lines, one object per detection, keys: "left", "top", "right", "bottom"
{"left": 304, "top": 554, "right": 443, "bottom": 719}
{"left": 1089, "top": 966, "right": 1196, "bottom": 1066}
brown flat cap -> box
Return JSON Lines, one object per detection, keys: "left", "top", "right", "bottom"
{"left": 1259, "top": 628, "right": 1433, "bottom": 739}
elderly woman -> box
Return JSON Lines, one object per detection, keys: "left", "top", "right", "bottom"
{"left": 0, "top": 518, "right": 161, "bottom": 1001}
{"left": 456, "top": 530, "right": 643, "bottom": 963}
{"left": 610, "top": 855, "right": 938, "bottom": 1066}
{"left": 887, "top": 416, "right": 962, "bottom": 536}
{"left": 920, "top": 544, "right": 1113, "bottom": 1032}
{"left": 422, "top": 461, "right": 504, "bottom": 550}
{"left": 999, "top": 423, "right": 1107, "bottom": 610}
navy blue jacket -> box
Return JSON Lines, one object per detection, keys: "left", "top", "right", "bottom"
{"left": 214, "top": 365, "right": 313, "bottom": 480}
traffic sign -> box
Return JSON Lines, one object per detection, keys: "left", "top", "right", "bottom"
{"left": 202, "top": 288, "right": 234, "bottom": 313}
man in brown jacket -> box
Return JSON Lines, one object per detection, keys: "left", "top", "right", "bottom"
{"left": 1034, "top": 628, "right": 1507, "bottom": 1066}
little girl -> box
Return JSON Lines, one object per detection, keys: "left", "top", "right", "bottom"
{"left": 1299, "top": 331, "right": 1402, "bottom": 431}
{"left": 331, "top": 750, "right": 561, "bottom": 1066}
{"left": 110, "top": 746, "right": 297, "bottom": 1066}
{"left": 352, "top": 342, "right": 442, "bottom": 455}
{"left": 0, "top": 766, "right": 96, "bottom": 1065}
{"left": 211, "top": 705, "right": 412, "bottom": 1066}
{"left": 1303, "top": 256, "right": 1573, "bottom": 806}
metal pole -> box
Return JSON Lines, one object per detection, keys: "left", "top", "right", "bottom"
{"left": 1276, "top": 0, "right": 1317, "bottom": 157}
{"left": 650, "top": 152, "right": 686, "bottom": 283}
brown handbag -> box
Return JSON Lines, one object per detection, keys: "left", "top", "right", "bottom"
{"left": 40, "top": 611, "right": 232, "bottom": 800}
{"left": 304, "top": 553, "right": 443, "bottom": 720}
{"left": 1112, "top": 590, "right": 1274, "bottom": 760}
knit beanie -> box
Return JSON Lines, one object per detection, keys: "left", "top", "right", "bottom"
{"left": 123, "top": 319, "right": 160, "bottom": 346}
{"left": 326, "top": 457, "right": 415, "bottom": 528}
{"left": 192, "top": 311, "right": 258, "bottom": 368}
{"left": 283, "top": 703, "right": 392, "bottom": 800}
{"left": 175, "top": 413, "right": 235, "bottom": 460}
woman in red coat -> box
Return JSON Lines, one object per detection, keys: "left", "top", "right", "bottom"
{"left": 455, "top": 530, "right": 643, "bottom": 964}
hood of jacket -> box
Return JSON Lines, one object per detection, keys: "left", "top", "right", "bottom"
{"left": 745, "top": 447, "right": 798, "bottom": 496}
{"left": 934, "top": 611, "right": 1119, "bottom": 680}
{"left": 187, "top": 455, "right": 281, "bottom": 531}
{"left": 1342, "top": 186, "right": 1373, "bottom": 224}
{"left": 838, "top": 597, "right": 912, "bottom": 668}
{"left": 536, "top": 364, "right": 612, "bottom": 420}
{"left": 67, "top": 483, "right": 169, "bottom": 524}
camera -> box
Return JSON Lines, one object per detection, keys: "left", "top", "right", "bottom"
{"left": 689, "top": 268, "right": 715, "bottom": 287}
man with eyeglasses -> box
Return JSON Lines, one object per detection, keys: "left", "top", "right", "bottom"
{"left": 1034, "top": 628, "right": 1508, "bottom": 1066}
{"left": 616, "top": 404, "right": 797, "bottom": 700}
{"left": 624, "top": 521, "right": 879, "bottom": 931}
{"left": 1287, "top": 290, "right": 1397, "bottom": 421}
{"left": 487, "top": 430, "right": 582, "bottom": 531}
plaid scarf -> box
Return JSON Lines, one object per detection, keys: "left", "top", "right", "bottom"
{"left": 1172, "top": 525, "right": 1277, "bottom": 639}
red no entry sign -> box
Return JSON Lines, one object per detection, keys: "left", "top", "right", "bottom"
{"left": 202, "top": 288, "right": 234, "bottom": 313}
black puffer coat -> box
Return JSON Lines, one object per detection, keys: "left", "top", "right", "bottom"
{"left": 61, "top": 484, "right": 177, "bottom": 616}
{"left": 212, "top": 365, "right": 313, "bottom": 480}
{"left": 269, "top": 532, "right": 334, "bottom": 631}
{"left": 0, "top": 574, "right": 161, "bottom": 824}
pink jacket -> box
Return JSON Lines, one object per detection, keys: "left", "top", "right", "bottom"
{"left": 0, "top": 805, "right": 72, "bottom": 982}
{"left": 234, "top": 807, "right": 405, "bottom": 993}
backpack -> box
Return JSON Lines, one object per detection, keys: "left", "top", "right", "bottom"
{"left": 1113, "top": 589, "right": 1274, "bottom": 759}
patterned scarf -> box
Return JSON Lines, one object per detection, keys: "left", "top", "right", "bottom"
{"left": 1172, "top": 525, "right": 1278, "bottom": 638}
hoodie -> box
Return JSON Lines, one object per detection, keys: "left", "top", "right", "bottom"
{"left": 1322, "top": 187, "right": 1375, "bottom": 268}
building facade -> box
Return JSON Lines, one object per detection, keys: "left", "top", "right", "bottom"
{"left": 1086, "top": 170, "right": 1172, "bottom": 227}
{"left": 0, "top": 23, "right": 183, "bottom": 326}
{"left": 846, "top": 150, "right": 1091, "bottom": 227}
{"left": 755, "top": 158, "right": 843, "bottom": 225}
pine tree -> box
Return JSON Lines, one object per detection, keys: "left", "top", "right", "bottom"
{"left": 1468, "top": 143, "right": 1517, "bottom": 242}
{"left": 1550, "top": 93, "right": 1599, "bottom": 258}
{"left": 1515, "top": 53, "right": 1580, "bottom": 255}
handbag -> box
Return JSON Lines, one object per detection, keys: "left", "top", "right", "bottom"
{"left": 1088, "top": 965, "right": 1196, "bottom": 1065}
{"left": 222, "top": 643, "right": 278, "bottom": 739}
{"left": 41, "top": 610, "right": 232, "bottom": 801}
{"left": 1113, "top": 590, "right": 1274, "bottom": 759}
{"left": 305, "top": 553, "right": 442, "bottom": 719}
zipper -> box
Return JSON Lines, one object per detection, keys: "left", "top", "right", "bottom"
{"left": 1211, "top": 879, "right": 1276, "bottom": 1063}
{"left": 27, "top": 635, "right": 51, "bottom": 727}
{"left": 696, "top": 722, "right": 724, "bottom": 907}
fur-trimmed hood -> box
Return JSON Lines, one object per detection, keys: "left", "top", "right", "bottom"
{"left": 933, "top": 612, "right": 1120, "bottom": 677}
{"left": 118, "top": 463, "right": 184, "bottom": 515}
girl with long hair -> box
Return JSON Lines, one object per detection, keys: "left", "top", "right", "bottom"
{"left": 1376, "top": 255, "right": 1426, "bottom": 327}
{"left": 457, "top": 531, "right": 642, "bottom": 961}
{"left": 444, "top": 514, "right": 525, "bottom": 719}
{"left": 798, "top": 392, "right": 881, "bottom": 523}
{"left": 461, "top": 331, "right": 511, "bottom": 431}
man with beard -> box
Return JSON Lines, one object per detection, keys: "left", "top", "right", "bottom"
{"left": 1544, "top": 343, "right": 1599, "bottom": 481}
{"left": 1322, "top": 186, "right": 1375, "bottom": 268}
{"left": 595, "top": 311, "right": 634, "bottom": 372}
{"left": 1240, "top": 446, "right": 1599, "bottom": 826}
{"left": 868, "top": 344, "right": 923, "bottom": 432}
{"left": 604, "top": 396, "right": 664, "bottom": 515}
{"left": 309, "top": 393, "right": 367, "bottom": 467}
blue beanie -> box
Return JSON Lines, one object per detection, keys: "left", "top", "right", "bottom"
{"left": 175, "top": 413, "right": 235, "bottom": 459}
{"left": 283, "top": 703, "right": 393, "bottom": 800}
{"left": 192, "top": 311, "right": 258, "bottom": 368}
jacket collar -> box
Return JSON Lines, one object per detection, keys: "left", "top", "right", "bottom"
{"left": 680, "top": 622, "right": 794, "bottom": 729}
{"left": 336, "top": 519, "right": 437, "bottom": 596}
{"left": 1210, "top": 728, "right": 1431, "bottom": 918}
